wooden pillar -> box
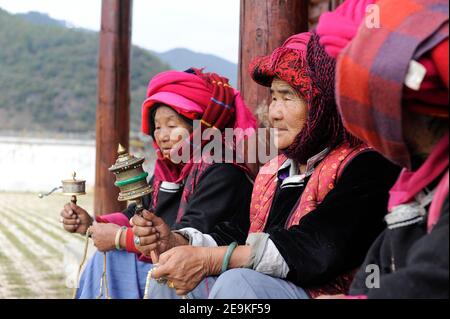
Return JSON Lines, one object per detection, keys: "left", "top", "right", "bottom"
{"left": 94, "top": 0, "right": 132, "bottom": 215}
{"left": 331, "top": 0, "right": 345, "bottom": 10}
{"left": 238, "top": 0, "right": 309, "bottom": 118}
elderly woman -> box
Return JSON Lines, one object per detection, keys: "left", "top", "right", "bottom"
{"left": 316, "top": 0, "right": 449, "bottom": 299}
{"left": 136, "top": 32, "right": 401, "bottom": 299}
{"left": 60, "top": 68, "right": 257, "bottom": 298}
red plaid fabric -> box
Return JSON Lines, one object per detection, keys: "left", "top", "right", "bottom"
{"left": 336, "top": 0, "right": 449, "bottom": 168}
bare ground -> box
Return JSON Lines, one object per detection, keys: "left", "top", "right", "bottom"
{"left": 0, "top": 192, "right": 94, "bottom": 299}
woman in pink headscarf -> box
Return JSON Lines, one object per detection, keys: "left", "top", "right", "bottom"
{"left": 60, "top": 68, "right": 257, "bottom": 299}
{"left": 140, "top": 32, "right": 400, "bottom": 299}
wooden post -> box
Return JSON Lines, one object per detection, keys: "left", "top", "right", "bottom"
{"left": 331, "top": 0, "right": 345, "bottom": 10}
{"left": 94, "top": 0, "right": 132, "bottom": 215}
{"left": 238, "top": 0, "right": 309, "bottom": 118}
{"left": 309, "top": 0, "right": 345, "bottom": 28}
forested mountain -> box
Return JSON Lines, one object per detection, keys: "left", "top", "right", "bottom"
{"left": 0, "top": 9, "right": 169, "bottom": 133}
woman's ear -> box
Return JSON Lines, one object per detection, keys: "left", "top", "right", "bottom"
{"left": 149, "top": 104, "right": 161, "bottom": 139}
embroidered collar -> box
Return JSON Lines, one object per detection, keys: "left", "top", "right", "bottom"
{"left": 278, "top": 148, "right": 330, "bottom": 187}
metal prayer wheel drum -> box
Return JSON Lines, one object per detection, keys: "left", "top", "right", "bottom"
{"left": 61, "top": 173, "right": 86, "bottom": 196}
{"left": 109, "top": 144, "right": 152, "bottom": 213}
{"left": 38, "top": 172, "right": 86, "bottom": 204}
{"left": 62, "top": 172, "right": 86, "bottom": 204}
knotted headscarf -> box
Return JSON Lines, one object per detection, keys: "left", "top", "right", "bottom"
{"left": 142, "top": 68, "right": 257, "bottom": 183}
{"left": 249, "top": 32, "right": 360, "bottom": 164}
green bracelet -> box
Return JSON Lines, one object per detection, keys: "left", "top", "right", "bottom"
{"left": 221, "top": 242, "right": 238, "bottom": 274}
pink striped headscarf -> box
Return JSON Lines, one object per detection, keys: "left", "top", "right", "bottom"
{"left": 142, "top": 69, "right": 257, "bottom": 183}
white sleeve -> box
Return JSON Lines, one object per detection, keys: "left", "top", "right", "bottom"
{"left": 246, "top": 233, "right": 290, "bottom": 278}
{"left": 254, "top": 239, "right": 290, "bottom": 278}
{"left": 174, "top": 227, "right": 218, "bottom": 247}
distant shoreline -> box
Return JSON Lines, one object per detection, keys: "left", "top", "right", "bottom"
{"left": 0, "top": 136, "right": 95, "bottom": 147}
{"left": 0, "top": 130, "right": 150, "bottom": 143}
{"left": 0, "top": 132, "right": 155, "bottom": 192}
{"left": 0, "top": 130, "right": 95, "bottom": 140}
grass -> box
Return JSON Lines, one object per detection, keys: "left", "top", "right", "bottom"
{"left": 0, "top": 218, "right": 51, "bottom": 272}
{"left": 0, "top": 204, "right": 84, "bottom": 243}
{"left": 0, "top": 250, "right": 34, "bottom": 298}
{"left": 0, "top": 210, "right": 62, "bottom": 257}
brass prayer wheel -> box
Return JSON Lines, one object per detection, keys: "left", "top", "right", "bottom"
{"left": 38, "top": 172, "right": 86, "bottom": 204}
{"left": 109, "top": 144, "right": 152, "bottom": 213}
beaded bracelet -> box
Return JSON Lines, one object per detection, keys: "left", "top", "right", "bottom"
{"left": 221, "top": 242, "right": 238, "bottom": 274}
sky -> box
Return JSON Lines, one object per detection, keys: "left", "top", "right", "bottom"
{"left": 0, "top": 0, "right": 241, "bottom": 63}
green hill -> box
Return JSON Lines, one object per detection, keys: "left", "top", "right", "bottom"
{"left": 0, "top": 9, "right": 170, "bottom": 134}
{"left": 156, "top": 48, "right": 237, "bottom": 87}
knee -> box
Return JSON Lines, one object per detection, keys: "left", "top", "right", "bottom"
{"left": 219, "top": 268, "right": 254, "bottom": 282}
{"left": 209, "top": 269, "right": 255, "bottom": 299}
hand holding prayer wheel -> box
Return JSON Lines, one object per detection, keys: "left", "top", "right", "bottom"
{"left": 60, "top": 203, "right": 122, "bottom": 252}
{"left": 60, "top": 202, "right": 93, "bottom": 235}
{"left": 131, "top": 210, "right": 187, "bottom": 258}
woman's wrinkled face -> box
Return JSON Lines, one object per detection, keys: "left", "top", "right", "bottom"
{"left": 154, "top": 105, "right": 193, "bottom": 160}
{"left": 268, "top": 79, "right": 308, "bottom": 150}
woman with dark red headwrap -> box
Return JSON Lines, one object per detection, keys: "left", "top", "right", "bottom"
{"left": 145, "top": 32, "right": 400, "bottom": 299}
{"left": 317, "top": 0, "right": 449, "bottom": 299}
{"left": 60, "top": 68, "right": 257, "bottom": 299}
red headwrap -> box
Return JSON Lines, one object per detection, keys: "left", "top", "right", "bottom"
{"left": 249, "top": 32, "right": 360, "bottom": 164}
{"left": 317, "top": 0, "right": 449, "bottom": 121}
{"left": 321, "top": 0, "right": 449, "bottom": 236}
{"left": 318, "top": 0, "right": 449, "bottom": 168}
{"left": 142, "top": 68, "right": 257, "bottom": 183}
{"left": 249, "top": 32, "right": 315, "bottom": 103}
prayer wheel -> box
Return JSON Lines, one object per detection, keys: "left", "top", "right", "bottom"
{"left": 108, "top": 144, "right": 152, "bottom": 214}
{"left": 38, "top": 172, "right": 86, "bottom": 204}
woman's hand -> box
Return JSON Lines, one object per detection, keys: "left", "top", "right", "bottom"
{"left": 150, "top": 244, "right": 250, "bottom": 296}
{"left": 151, "top": 246, "right": 217, "bottom": 296}
{"left": 60, "top": 203, "right": 93, "bottom": 235}
{"left": 90, "top": 223, "right": 120, "bottom": 252}
{"left": 131, "top": 210, "right": 186, "bottom": 258}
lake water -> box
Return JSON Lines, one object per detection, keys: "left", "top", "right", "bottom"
{"left": 0, "top": 136, "right": 155, "bottom": 193}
